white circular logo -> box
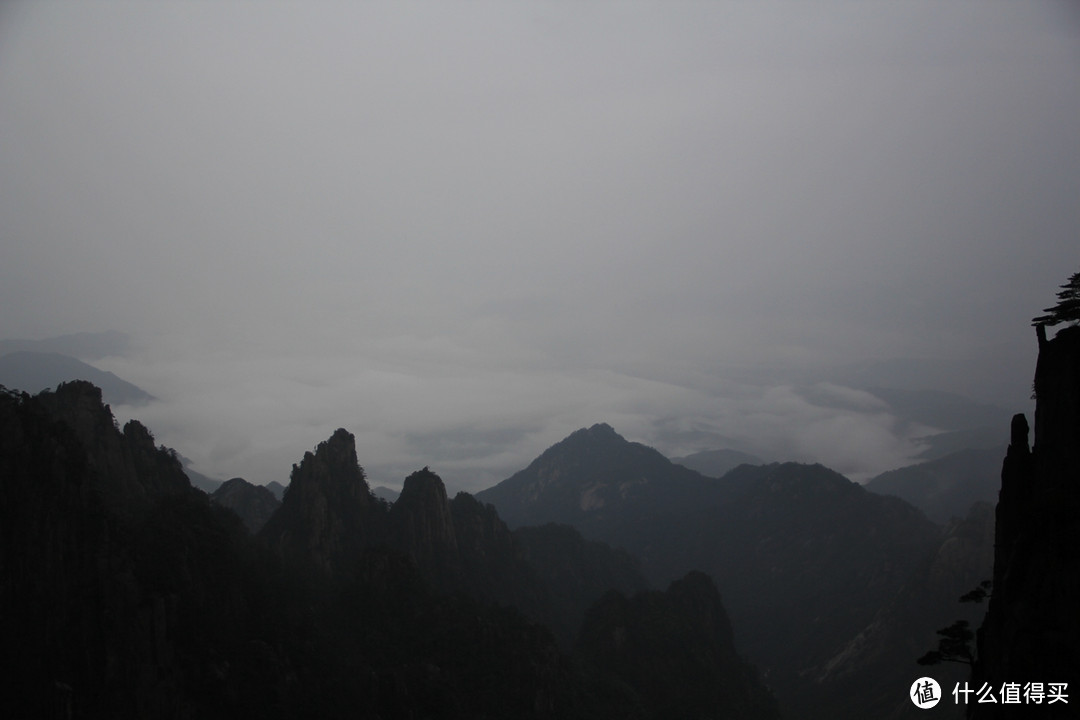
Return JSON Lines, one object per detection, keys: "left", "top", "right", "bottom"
{"left": 911, "top": 677, "right": 941, "bottom": 709}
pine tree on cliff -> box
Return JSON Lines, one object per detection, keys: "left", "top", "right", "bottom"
{"left": 1031, "top": 270, "right": 1080, "bottom": 326}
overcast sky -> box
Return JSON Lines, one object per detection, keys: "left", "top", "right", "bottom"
{"left": 1, "top": 1, "right": 1077, "bottom": 492}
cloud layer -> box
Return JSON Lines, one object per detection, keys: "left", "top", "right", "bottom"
{"left": 1, "top": 1, "right": 1076, "bottom": 491}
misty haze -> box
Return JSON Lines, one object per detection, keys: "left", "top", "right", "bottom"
{"left": 1, "top": 1, "right": 1078, "bottom": 718}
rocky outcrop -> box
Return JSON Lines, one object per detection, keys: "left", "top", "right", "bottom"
{"left": 35, "top": 380, "right": 188, "bottom": 512}
{"left": 258, "top": 428, "right": 381, "bottom": 574}
{"left": 971, "top": 325, "right": 1080, "bottom": 718}
{"left": 0, "top": 381, "right": 258, "bottom": 718}
{"left": 577, "top": 571, "right": 781, "bottom": 720}
{"left": 210, "top": 477, "right": 281, "bottom": 533}
{"left": 389, "top": 467, "right": 460, "bottom": 587}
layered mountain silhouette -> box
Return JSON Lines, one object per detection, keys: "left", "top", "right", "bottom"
{"left": 478, "top": 423, "right": 999, "bottom": 719}
{"left": 864, "top": 445, "right": 1004, "bottom": 523}
{"left": 474, "top": 422, "right": 727, "bottom": 537}
{"left": 0, "top": 350, "right": 154, "bottom": 405}
{"left": 7, "top": 312, "right": 1072, "bottom": 719}
{"left": 0, "top": 382, "right": 777, "bottom": 718}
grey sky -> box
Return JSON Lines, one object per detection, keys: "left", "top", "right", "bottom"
{"left": 1, "top": 1, "right": 1077, "bottom": 491}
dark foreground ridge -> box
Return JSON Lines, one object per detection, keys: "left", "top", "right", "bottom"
{"left": 970, "top": 325, "right": 1080, "bottom": 719}
{"left": 0, "top": 381, "right": 778, "bottom": 719}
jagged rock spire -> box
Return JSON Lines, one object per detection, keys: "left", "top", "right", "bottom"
{"left": 259, "top": 428, "right": 377, "bottom": 573}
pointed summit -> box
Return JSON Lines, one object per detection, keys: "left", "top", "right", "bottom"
{"left": 475, "top": 423, "right": 716, "bottom": 535}
{"left": 259, "top": 428, "right": 379, "bottom": 572}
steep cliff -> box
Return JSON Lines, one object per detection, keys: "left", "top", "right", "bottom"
{"left": 388, "top": 466, "right": 461, "bottom": 587}
{"left": 971, "top": 324, "right": 1080, "bottom": 718}
{"left": 258, "top": 428, "right": 382, "bottom": 574}
{"left": 0, "top": 382, "right": 260, "bottom": 718}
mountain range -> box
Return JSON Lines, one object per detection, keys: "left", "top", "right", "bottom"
{"left": 0, "top": 350, "right": 154, "bottom": 405}
{"left": 477, "top": 424, "right": 995, "bottom": 719}
{"left": 3, "top": 321, "right": 1074, "bottom": 718}
{"left": 0, "top": 381, "right": 777, "bottom": 719}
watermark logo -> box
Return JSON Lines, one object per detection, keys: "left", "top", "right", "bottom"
{"left": 911, "top": 677, "right": 942, "bottom": 709}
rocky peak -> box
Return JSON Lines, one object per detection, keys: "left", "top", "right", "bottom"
{"left": 549, "top": 422, "right": 625, "bottom": 458}
{"left": 34, "top": 380, "right": 188, "bottom": 509}
{"left": 475, "top": 423, "right": 716, "bottom": 534}
{"left": 288, "top": 428, "right": 371, "bottom": 507}
{"left": 258, "top": 428, "right": 378, "bottom": 573}
{"left": 389, "top": 467, "right": 459, "bottom": 585}
{"left": 972, "top": 325, "right": 1080, "bottom": 717}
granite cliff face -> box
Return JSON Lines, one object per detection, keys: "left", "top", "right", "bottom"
{"left": 259, "top": 428, "right": 380, "bottom": 574}
{"left": 0, "top": 381, "right": 255, "bottom": 718}
{"left": 389, "top": 467, "right": 461, "bottom": 588}
{"left": 972, "top": 325, "right": 1080, "bottom": 718}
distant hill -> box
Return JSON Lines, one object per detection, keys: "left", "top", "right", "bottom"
{"left": 478, "top": 424, "right": 945, "bottom": 720}
{"left": 0, "top": 330, "right": 130, "bottom": 360}
{"left": 0, "top": 351, "right": 153, "bottom": 406}
{"left": 372, "top": 485, "right": 400, "bottom": 504}
{"left": 474, "top": 423, "right": 724, "bottom": 536}
{"left": 864, "top": 446, "right": 1004, "bottom": 523}
{"left": 670, "top": 448, "right": 762, "bottom": 477}
{"left": 210, "top": 477, "right": 281, "bottom": 533}
{"left": 183, "top": 464, "right": 223, "bottom": 494}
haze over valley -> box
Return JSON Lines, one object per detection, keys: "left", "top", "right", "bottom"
{"left": 2, "top": 1, "right": 1077, "bottom": 495}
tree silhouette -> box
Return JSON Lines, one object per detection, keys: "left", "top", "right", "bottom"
{"left": 1032, "top": 270, "right": 1080, "bottom": 327}
{"left": 917, "top": 580, "right": 991, "bottom": 666}
{"left": 918, "top": 620, "right": 975, "bottom": 666}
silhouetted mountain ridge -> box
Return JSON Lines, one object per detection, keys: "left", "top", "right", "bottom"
{"left": 478, "top": 424, "right": 948, "bottom": 719}
{"left": 475, "top": 422, "right": 724, "bottom": 537}
{"left": 0, "top": 351, "right": 154, "bottom": 406}
{"left": 1, "top": 382, "right": 780, "bottom": 718}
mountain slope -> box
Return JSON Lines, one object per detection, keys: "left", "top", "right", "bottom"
{"left": 478, "top": 424, "right": 945, "bottom": 719}
{"left": 475, "top": 423, "right": 724, "bottom": 537}
{"left": 864, "top": 446, "right": 1004, "bottom": 523}
{"left": 0, "top": 351, "right": 154, "bottom": 405}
